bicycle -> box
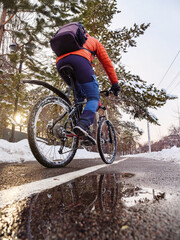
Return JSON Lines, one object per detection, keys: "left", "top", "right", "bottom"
{"left": 24, "top": 64, "right": 117, "bottom": 168}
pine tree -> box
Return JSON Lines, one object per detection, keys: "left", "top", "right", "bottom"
{"left": 77, "top": 0, "right": 176, "bottom": 123}
{"left": 0, "top": 0, "right": 83, "bottom": 139}
{"left": 75, "top": 0, "right": 176, "bottom": 150}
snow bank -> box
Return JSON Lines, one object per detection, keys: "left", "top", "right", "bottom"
{"left": 0, "top": 139, "right": 180, "bottom": 164}
{"left": 125, "top": 146, "right": 180, "bottom": 164}
{"left": 0, "top": 139, "right": 35, "bottom": 163}
{"left": 0, "top": 139, "right": 99, "bottom": 163}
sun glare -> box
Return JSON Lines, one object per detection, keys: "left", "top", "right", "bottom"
{"left": 15, "top": 114, "right": 21, "bottom": 124}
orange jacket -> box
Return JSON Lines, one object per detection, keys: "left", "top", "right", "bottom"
{"left": 56, "top": 34, "right": 118, "bottom": 85}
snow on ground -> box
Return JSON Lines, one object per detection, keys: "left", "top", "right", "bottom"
{"left": 125, "top": 146, "right": 180, "bottom": 164}
{"left": 0, "top": 139, "right": 99, "bottom": 163}
{"left": 0, "top": 139, "right": 180, "bottom": 164}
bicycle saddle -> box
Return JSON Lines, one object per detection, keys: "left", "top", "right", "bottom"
{"left": 59, "top": 64, "right": 75, "bottom": 81}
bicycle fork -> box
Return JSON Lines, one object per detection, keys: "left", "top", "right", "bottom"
{"left": 96, "top": 109, "right": 113, "bottom": 144}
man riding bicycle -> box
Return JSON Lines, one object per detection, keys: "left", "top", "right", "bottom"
{"left": 56, "top": 23, "right": 120, "bottom": 145}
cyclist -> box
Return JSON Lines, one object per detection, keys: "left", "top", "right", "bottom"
{"left": 56, "top": 24, "right": 120, "bottom": 145}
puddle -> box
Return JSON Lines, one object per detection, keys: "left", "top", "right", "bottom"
{"left": 0, "top": 173, "right": 167, "bottom": 239}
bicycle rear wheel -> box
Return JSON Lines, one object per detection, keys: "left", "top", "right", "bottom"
{"left": 28, "top": 95, "right": 78, "bottom": 168}
{"left": 97, "top": 119, "right": 117, "bottom": 164}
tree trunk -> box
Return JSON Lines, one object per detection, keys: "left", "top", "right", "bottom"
{"left": 0, "top": 8, "right": 6, "bottom": 48}
{"left": 10, "top": 56, "right": 23, "bottom": 142}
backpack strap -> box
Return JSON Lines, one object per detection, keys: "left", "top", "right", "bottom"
{"left": 81, "top": 47, "right": 96, "bottom": 57}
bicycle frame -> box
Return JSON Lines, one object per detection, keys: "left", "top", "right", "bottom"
{"left": 64, "top": 88, "right": 110, "bottom": 138}
{"left": 96, "top": 106, "right": 109, "bottom": 123}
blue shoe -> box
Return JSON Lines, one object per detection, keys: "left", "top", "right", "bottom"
{"left": 73, "top": 122, "right": 96, "bottom": 145}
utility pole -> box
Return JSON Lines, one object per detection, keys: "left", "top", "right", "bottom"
{"left": 177, "top": 100, "right": 180, "bottom": 128}
{"left": 147, "top": 121, "right": 151, "bottom": 153}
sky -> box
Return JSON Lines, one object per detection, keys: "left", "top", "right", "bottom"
{"left": 110, "top": 0, "right": 180, "bottom": 144}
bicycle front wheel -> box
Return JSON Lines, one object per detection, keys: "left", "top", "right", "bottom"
{"left": 97, "top": 119, "right": 117, "bottom": 164}
{"left": 28, "top": 95, "right": 78, "bottom": 168}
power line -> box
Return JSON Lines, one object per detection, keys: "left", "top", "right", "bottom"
{"left": 157, "top": 50, "right": 180, "bottom": 88}
{"left": 166, "top": 71, "right": 180, "bottom": 91}
{"left": 170, "top": 78, "right": 180, "bottom": 93}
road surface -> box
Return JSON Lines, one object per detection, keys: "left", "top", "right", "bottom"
{"left": 0, "top": 156, "right": 180, "bottom": 239}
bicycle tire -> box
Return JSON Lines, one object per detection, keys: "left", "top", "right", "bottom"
{"left": 28, "top": 95, "right": 78, "bottom": 168}
{"left": 97, "top": 119, "right": 117, "bottom": 164}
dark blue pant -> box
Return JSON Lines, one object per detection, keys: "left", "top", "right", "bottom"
{"left": 56, "top": 55, "right": 99, "bottom": 126}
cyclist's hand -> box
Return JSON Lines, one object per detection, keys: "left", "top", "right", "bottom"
{"left": 110, "top": 83, "right": 120, "bottom": 96}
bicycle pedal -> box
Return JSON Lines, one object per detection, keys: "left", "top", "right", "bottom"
{"left": 80, "top": 139, "right": 93, "bottom": 146}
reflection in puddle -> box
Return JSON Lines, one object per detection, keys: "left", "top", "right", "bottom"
{"left": 0, "top": 173, "right": 166, "bottom": 239}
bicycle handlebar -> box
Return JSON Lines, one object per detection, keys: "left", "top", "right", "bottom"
{"left": 100, "top": 89, "right": 113, "bottom": 97}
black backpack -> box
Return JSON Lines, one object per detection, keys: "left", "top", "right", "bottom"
{"left": 50, "top": 22, "right": 93, "bottom": 57}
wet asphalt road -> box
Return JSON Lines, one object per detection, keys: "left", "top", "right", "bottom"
{"left": 0, "top": 157, "right": 180, "bottom": 240}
